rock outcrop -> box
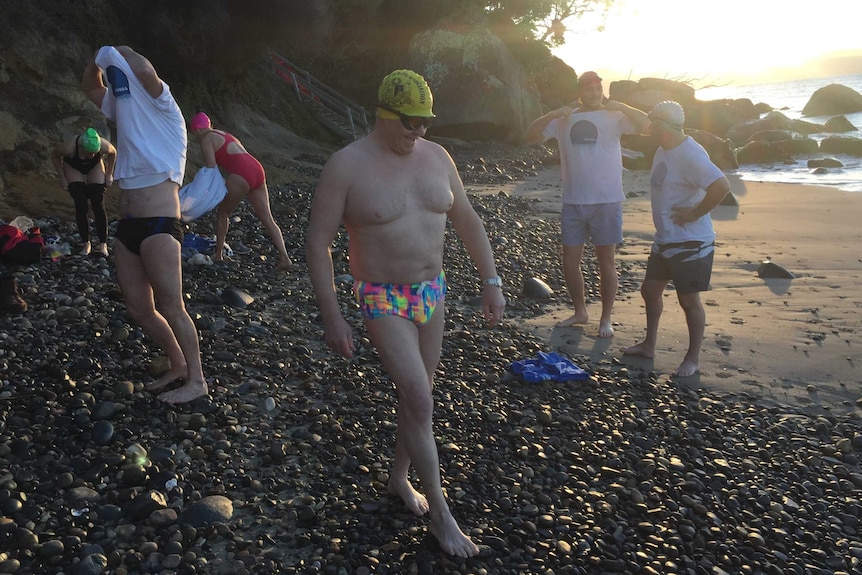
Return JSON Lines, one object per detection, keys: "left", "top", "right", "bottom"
{"left": 802, "top": 83, "right": 862, "bottom": 116}
{"left": 407, "top": 21, "right": 543, "bottom": 141}
{"left": 824, "top": 115, "right": 857, "bottom": 133}
{"left": 610, "top": 78, "right": 696, "bottom": 114}
{"left": 687, "top": 129, "right": 738, "bottom": 170}
{"left": 819, "top": 135, "right": 862, "bottom": 157}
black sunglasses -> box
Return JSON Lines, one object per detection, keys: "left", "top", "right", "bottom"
{"left": 378, "top": 104, "right": 434, "bottom": 131}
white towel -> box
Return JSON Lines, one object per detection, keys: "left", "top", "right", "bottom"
{"left": 179, "top": 167, "right": 228, "bottom": 222}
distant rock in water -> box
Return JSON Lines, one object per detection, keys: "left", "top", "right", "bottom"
{"left": 736, "top": 140, "right": 791, "bottom": 165}
{"left": 802, "top": 83, "right": 862, "bottom": 116}
{"left": 687, "top": 129, "right": 738, "bottom": 170}
{"left": 523, "top": 277, "right": 554, "bottom": 299}
{"left": 824, "top": 115, "right": 857, "bottom": 133}
{"left": 808, "top": 157, "right": 844, "bottom": 169}
{"left": 757, "top": 260, "right": 795, "bottom": 279}
{"left": 819, "top": 136, "right": 862, "bottom": 157}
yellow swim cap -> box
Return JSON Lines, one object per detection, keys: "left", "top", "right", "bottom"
{"left": 377, "top": 69, "right": 435, "bottom": 118}
{"left": 82, "top": 128, "right": 101, "bottom": 153}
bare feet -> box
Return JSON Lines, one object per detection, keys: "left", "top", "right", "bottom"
{"left": 621, "top": 342, "right": 655, "bottom": 358}
{"left": 387, "top": 479, "right": 429, "bottom": 516}
{"left": 555, "top": 312, "right": 589, "bottom": 328}
{"left": 672, "top": 359, "right": 699, "bottom": 377}
{"left": 429, "top": 512, "right": 480, "bottom": 558}
{"left": 158, "top": 380, "right": 208, "bottom": 404}
{"left": 145, "top": 364, "right": 188, "bottom": 392}
{"left": 598, "top": 320, "right": 615, "bottom": 338}
{"left": 276, "top": 256, "right": 292, "bottom": 272}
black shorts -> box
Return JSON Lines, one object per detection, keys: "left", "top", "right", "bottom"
{"left": 115, "top": 217, "right": 183, "bottom": 256}
{"left": 645, "top": 241, "right": 714, "bottom": 293}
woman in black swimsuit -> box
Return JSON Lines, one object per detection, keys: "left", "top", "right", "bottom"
{"left": 50, "top": 128, "right": 117, "bottom": 256}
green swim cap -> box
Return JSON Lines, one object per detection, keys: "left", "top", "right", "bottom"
{"left": 81, "top": 128, "right": 101, "bottom": 153}
{"left": 377, "top": 69, "right": 435, "bottom": 118}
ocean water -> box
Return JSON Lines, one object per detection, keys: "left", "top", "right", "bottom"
{"left": 696, "top": 74, "right": 862, "bottom": 192}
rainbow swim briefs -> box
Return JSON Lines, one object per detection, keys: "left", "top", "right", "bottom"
{"left": 354, "top": 270, "right": 447, "bottom": 326}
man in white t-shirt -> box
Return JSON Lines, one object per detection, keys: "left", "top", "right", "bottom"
{"left": 622, "top": 101, "right": 731, "bottom": 377}
{"left": 82, "top": 45, "right": 207, "bottom": 404}
{"left": 525, "top": 71, "right": 648, "bottom": 338}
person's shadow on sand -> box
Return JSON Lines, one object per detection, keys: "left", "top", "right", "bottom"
{"left": 550, "top": 325, "right": 615, "bottom": 363}
{"left": 617, "top": 352, "right": 655, "bottom": 374}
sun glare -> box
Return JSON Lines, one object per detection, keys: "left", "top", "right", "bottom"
{"left": 553, "top": 0, "right": 862, "bottom": 86}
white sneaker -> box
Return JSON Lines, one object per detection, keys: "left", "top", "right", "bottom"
{"left": 96, "top": 243, "right": 108, "bottom": 257}
{"left": 79, "top": 242, "right": 91, "bottom": 256}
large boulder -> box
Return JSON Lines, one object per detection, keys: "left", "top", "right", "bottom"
{"left": 736, "top": 140, "right": 792, "bottom": 165}
{"left": 747, "top": 129, "right": 799, "bottom": 143}
{"left": 725, "top": 111, "right": 793, "bottom": 145}
{"left": 808, "top": 157, "right": 844, "bottom": 168}
{"left": 407, "top": 23, "right": 542, "bottom": 141}
{"left": 801, "top": 83, "right": 862, "bottom": 116}
{"left": 685, "top": 99, "right": 758, "bottom": 138}
{"left": 532, "top": 55, "right": 578, "bottom": 109}
{"left": 788, "top": 118, "right": 826, "bottom": 135}
{"left": 771, "top": 137, "right": 819, "bottom": 156}
{"left": 824, "top": 115, "right": 857, "bottom": 133}
{"left": 622, "top": 129, "right": 737, "bottom": 171}
{"left": 819, "top": 136, "right": 862, "bottom": 156}
{"left": 745, "top": 129, "right": 819, "bottom": 156}
{"left": 687, "top": 129, "right": 738, "bottom": 170}
{"left": 621, "top": 134, "right": 657, "bottom": 168}
{"left": 609, "top": 77, "right": 695, "bottom": 114}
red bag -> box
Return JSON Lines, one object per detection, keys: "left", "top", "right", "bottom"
{"left": 0, "top": 224, "right": 44, "bottom": 264}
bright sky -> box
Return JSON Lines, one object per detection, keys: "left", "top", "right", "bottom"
{"left": 552, "top": 0, "right": 862, "bottom": 87}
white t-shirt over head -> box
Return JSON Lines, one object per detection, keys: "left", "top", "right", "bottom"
{"left": 95, "top": 46, "right": 187, "bottom": 186}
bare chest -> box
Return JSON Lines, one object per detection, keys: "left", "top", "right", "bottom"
{"left": 346, "top": 173, "right": 453, "bottom": 226}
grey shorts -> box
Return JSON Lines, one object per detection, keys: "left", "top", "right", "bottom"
{"left": 645, "top": 241, "right": 715, "bottom": 293}
{"left": 560, "top": 202, "right": 623, "bottom": 246}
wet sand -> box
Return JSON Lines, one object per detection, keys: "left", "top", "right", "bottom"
{"left": 482, "top": 167, "right": 862, "bottom": 416}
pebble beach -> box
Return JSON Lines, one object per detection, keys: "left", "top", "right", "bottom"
{"left": 1, "top": 143, "right": 861, "bottom": 575}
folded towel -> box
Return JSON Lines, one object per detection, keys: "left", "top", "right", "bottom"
{"left": 510, "top": 351, "right": 589, "bottom": 383}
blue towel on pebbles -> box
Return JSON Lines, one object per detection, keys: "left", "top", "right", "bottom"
{"left": 510, "top": 351, "right": 589, "bottom": 383}
{"left": 182, "top": 233, "right": 215, "bottom": 254}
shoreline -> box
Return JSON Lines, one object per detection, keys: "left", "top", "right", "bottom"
{"left": 473, "top": 166, "right": 862, "bottom": 417}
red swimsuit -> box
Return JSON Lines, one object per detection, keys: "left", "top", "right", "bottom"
{"left": 214, "top": 131, "right": 265, "bottom": 190}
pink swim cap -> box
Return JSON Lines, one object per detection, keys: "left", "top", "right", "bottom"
{"left": 190, "top": 112, "right": 210, "bottom": 131}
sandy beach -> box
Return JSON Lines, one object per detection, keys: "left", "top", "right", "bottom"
{"left": 479, "top": 166, "right": 862, "bottom": 417}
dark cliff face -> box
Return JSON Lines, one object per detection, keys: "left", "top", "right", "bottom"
{"left": 0, "top": 0, "right": 344, "bottom": 216}
{"left": 0, "top": 1, "right": 570, "bottom": 217}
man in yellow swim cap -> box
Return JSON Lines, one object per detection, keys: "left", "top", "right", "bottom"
{"left": 306, "top": 70, "right": 505, "bottom": 558}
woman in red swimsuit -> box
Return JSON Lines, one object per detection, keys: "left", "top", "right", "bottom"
{"left": 189, "top": 113, "right": 292, "bottom": 270}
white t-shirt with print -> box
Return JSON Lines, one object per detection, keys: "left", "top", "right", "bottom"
{"left": 649, "top": 136, "right": 725, "bottom": 245}
{"left": 543, "top": 109, "right": 635, "bottom": 205}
